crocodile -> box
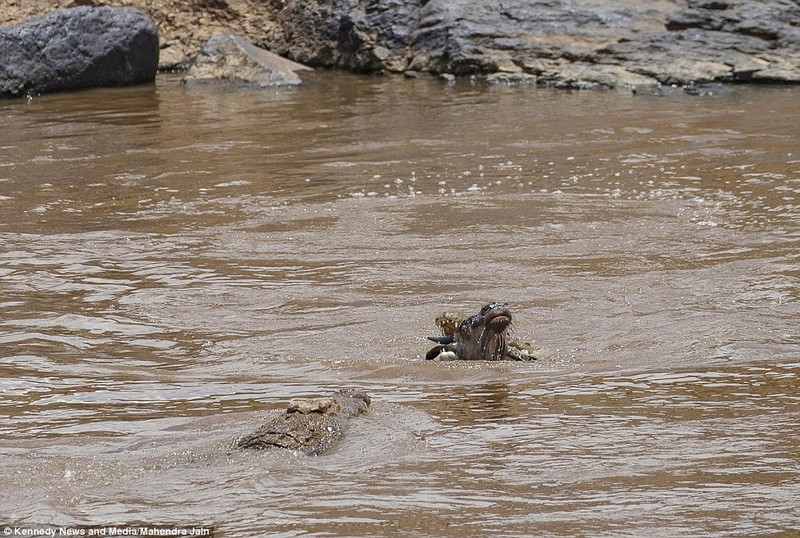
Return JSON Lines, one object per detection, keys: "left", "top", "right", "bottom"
{"left": 237, "top": 388, "right": 371, "bottom": 455}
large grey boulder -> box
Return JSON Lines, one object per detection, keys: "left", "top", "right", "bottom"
{"left": 183, "top": 32, "right": 313, "bottom": 87}
{"left": 0, "top": 6, "right": 158, "bottom": 98}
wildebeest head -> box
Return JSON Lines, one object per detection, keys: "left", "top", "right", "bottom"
{"left": 454, "top": 301, "right": 512, "bottom": 361}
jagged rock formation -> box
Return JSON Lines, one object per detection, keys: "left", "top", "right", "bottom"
{"left": 264, "top": 0, "right": 800, "bottom": 87}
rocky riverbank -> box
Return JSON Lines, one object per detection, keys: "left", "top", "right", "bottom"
{"left": 2, "top": 0, "right": 799, "bottom": 88}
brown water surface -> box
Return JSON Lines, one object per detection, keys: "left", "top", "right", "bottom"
{"left": 1, "top": 74, "right": 799, "bottom": 536}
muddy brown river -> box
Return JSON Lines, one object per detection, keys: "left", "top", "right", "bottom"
{"left": 1, "top": 73, "right": 798, "bottom": 536}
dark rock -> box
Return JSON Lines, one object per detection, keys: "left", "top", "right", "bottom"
{"left": 692, "top": 1, "right": 730, "bottom": 9}
{"left": 683, "top": 82, "right": 731, "bottom": 96}
{"left": 183, "top": 32, "right": 313, "bottom": 87}
{"left": 265, "top": 0, "right": 422, "bottom": 73}
{"left": 0, "top": 6, "right": 158, "bottom": 98}
{"left": 237, "top": 389, "right": 371, "bottom": 456}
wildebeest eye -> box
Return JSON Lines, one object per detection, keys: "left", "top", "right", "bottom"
{"left": 480, "top": 301, "right": 508, "bottom": 315}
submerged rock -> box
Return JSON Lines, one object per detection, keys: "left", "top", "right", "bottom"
{"left": 183, "top": 32, "right": 313, "bottom": 88}
{"left": 237, "top": 389, "right": 370, "bottom": 456}
{"left": 0, "top": 7, "right": 158, "bottom": 98}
